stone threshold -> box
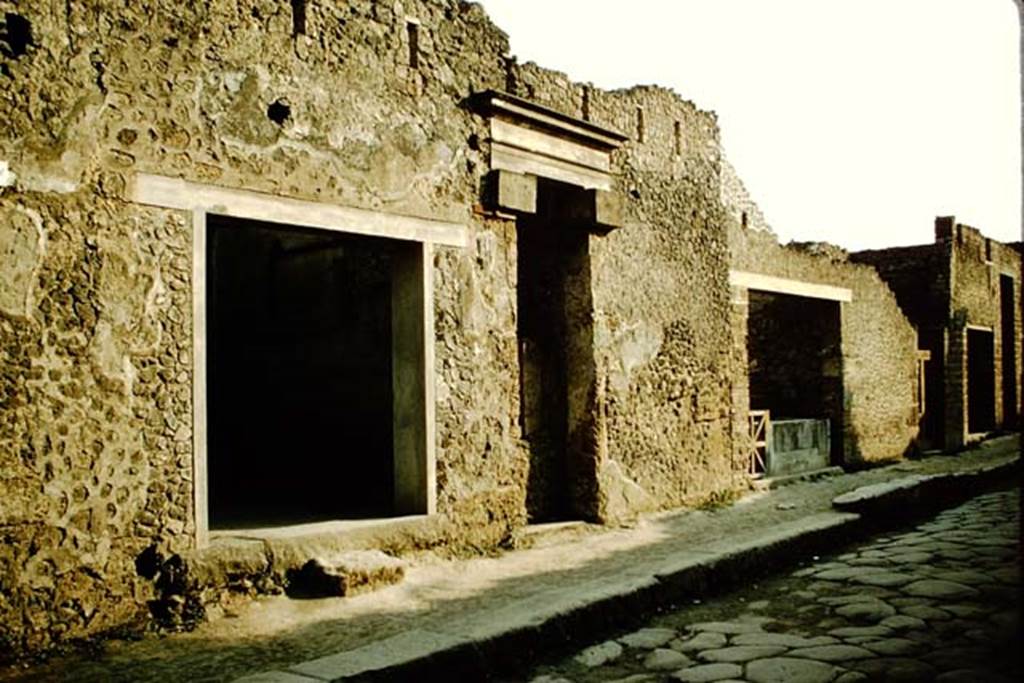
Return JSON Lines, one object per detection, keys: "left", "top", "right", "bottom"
{"left": 187, "top": 515, "right": 443, "bottom": 594}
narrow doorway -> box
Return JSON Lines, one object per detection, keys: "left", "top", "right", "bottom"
{"left": 517, "top": 180, "right": 597, "bottom": 523}
{"left": 206, "top": 216, "right": 400, "bottom": 528}
{"left": 966, "top": 327, "right": 996, "bottom": 434}
{"left": 1000, "top": 275, "right": 1017, "bottom": 427}
{"left": 919, "top": 328, "right": 946, "bottom": 449}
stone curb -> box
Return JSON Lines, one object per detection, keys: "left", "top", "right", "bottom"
{"left": 832, "top": 457, "right": 1021, "bottom": 524}
{"left": 236, "top": 458, "right": 1020, "bottom": 683}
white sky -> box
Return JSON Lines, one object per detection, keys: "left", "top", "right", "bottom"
{"left": 477, "top": 0, "right": 1021, "bottom": 251}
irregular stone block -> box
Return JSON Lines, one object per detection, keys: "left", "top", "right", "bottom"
{"left": 488, "top": 169, "right": 536, "bottom": 214}
{"left": 671, "top": 662, "right": 743, "bottom": 682}
{"left": 286, "top": 551, "right": 406, "bottom": 598}
{"left": 642, "top": 648, "right": 691, "bottom": 671}
{"left": 619, "top": 627, "right": 677, "bottom": 649}
{"left": 574, "top": 640, "right": 623, "bottom": 667}
{"left": 746, "top": 657, "right": 838, "bottom": 683}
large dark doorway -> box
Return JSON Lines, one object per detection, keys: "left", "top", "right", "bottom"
{"left": 517, "top": 180, "right": 596, "bottom": 523}
{"left": 747, "top": 291, "right": 844, "bottom": 463}
{"left": 207, "top": 216, "right": 398, "bottom": 528}
{"left": 967, "top": 327, "right": 996, "bottom": 434}
{"left": 1000, "top": 275, "right": 1017, "bottom": 428}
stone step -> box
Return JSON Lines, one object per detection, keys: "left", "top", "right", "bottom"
{"left": 286, "top": 550, "right": 406, "bottom": 598}
{"left": 510, "top": 520, "right": 601, "bottom": 550}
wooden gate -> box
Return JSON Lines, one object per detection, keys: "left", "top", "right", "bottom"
{"left": 747, "top": 409, "right": 771, "bottom": 478}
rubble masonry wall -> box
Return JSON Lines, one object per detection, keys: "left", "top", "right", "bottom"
{"left": 0, "top": 0, "right": 738, "bottom": 654}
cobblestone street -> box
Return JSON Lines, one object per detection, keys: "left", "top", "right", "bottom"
{"left": 522, "top": 488, "right": 1021, "bottom": 683}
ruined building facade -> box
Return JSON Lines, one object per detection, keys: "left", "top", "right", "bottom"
{"left": 853, "top": 219, "right": 1023, "bottom": 451}
{"left": 0, "top": 0, "right": 1018, "bottom": 658}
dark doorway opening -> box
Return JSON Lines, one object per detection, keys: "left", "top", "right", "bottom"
{"left": 747, "top": 291, "right": 844, "bottom": 464}
{"left": 919, "top": 328, "right": 946, "bottom": 449}
{"left": 517, "top": 179, "right": 596, "bottom": 523}
{"left": 966, "top": 327, "right": 996, "bottom": 434}
{"left": 207, "top": 216, "right": 398, "bottom": 528}
{"left": 1000, "top": 275, "right": 1017, "bottom": 428}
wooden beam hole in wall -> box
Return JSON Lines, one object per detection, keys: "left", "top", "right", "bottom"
{"left": 407, "top": 19, "right": 420, "bottom": 69}
{"left": 290, "top": 0, "right": 306, "bottom": 36}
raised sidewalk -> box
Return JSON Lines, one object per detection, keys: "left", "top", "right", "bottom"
{"left": 7, "top": 436, "right": 1019, "bottom": 683}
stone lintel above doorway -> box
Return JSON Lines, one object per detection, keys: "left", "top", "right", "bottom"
{"left": 473, "top": 90, "right": 627, "bottom": 232}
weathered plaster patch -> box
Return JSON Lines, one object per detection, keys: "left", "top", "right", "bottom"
{"left": 88, "top": 236, "right": 160, "bottom": 389}
{"left": 0, "top": 203, "right": 46, "bottom": 317}
{"left": 598, "top": 458, "right": 655, "bottom": 524}
{"left": 600, "top": 319, "right": 664, "bottom": 394}
{"left": 0, "top": 160, "right": 16, "bottom": 188}
{"left": 15, "top": 170, "right": 80, "bottom": 194}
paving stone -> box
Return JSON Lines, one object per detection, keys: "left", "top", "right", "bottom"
{"left": 833, "top": 673, "right": 869, "bottom": 683}
{"left": 900, "top": 605, "right": 950, "bottom": 621}
{"left": 745, "top": 599, "right": 771, "bottom": 611}
{"left": 879, "top": 615, "right": 926, "bottom": 631}
{"left": 671, "top": 663, "right": 743, "bottom": 682}
{"left": 619, "top": 627, "right": 678, "bottom": 649}
{"left": 850, "top": 656, "right": 937, "bottom": 681}
{"left": 671, "top": 632, "right": 728, "bottom": 653}
{"left": 834, "top": 601, "right": 896, "bottom": 622}
{"left": 936, "top": 669, "right": 1015, "bottom": 683}
{"left": 643, "top": 648, "right": 692, "bottom": 671}
{"left": 943, "top": 604, "right": 986, "bottom": 618}
{"left": 938, "top": 548, "right": 975, "bottom": 561}
{"left": 731, "top": 633, "right": 836, "bottom": 648}
{"left": 931, "top": 570, "right": 994, "bottom": 586}
{"left": 841, "top": 636, "right": 883, "bottom": 645}
{"left": 686, "top": 621, "right": 764, "bottom": 635}
{"left": 606, "top": 676, "right": 658, "bottom": 683}
{"left": 818, "top": 595, "right": 885, "bottom": 607}
{"left": 530, "top": 676, "right": 574, "bottom": 683}
{"left": 989, "top": 569, "right": 1020, "bottom": 585}
{"left": 888, "top": 596, "right": 933, "bottom": 607}
{"left": 885, "top": 551, "right": 933, "bottom": 564}
{"left": 813, "top": 566, "right": 888, "bottom": 581}
{"left": 574, "top": 640, "right": 623, "bottom": 667}
{"left": 902, "top": 579, "right": 978, "bottom": 599}
{"left": 697, "top": 645, "right": 787, "bottom": 663}
{"left": 901, "top": 629, "right": 933, "bottom": 644}
{"left": 828, "top": 625, "right": 891, "bottom": 637}
{"left": 862, "top": 637, "right": 924, "bottom": 656}
{"left": 849, "top": 571, "right": 916, "bottom": 587}
{"left": 745, "top": 657, "right": 838, "bottom": 683}
{"left": 786, "top": 644, "right": 874, "bottom": 662}
{"left": 923, "top": 645, "right": 990, "bottom": 670}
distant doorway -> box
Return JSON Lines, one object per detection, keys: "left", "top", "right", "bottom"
{"left": 967, "top": 327, "right": 996, "bottom": 434}
{"left": 1000, "top": 275, "right": 1017, "bottom": 428}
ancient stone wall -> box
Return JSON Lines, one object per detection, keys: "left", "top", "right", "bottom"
{"left": 853, "top": 219, "right": 1023, "bottom": 449}
{"left": 720, "top": 155, "right": 773, "bottom": 235}
{"left": 849, "top": 243, "right": 950, "bottom": 329}
{"left": 730, "top": 226, "right": 920, "bottom": 467}
{"left": 943, "top": 220, "right": 1022, "bottom": 438}
{"left": 0, "top": 0, "right": 740, "bottom": 656}
{"left": 0, "top": 0, "right": 517, "bottom": 656}
{"left": 510, "top": 64, "right": 739, "bottom": 513}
